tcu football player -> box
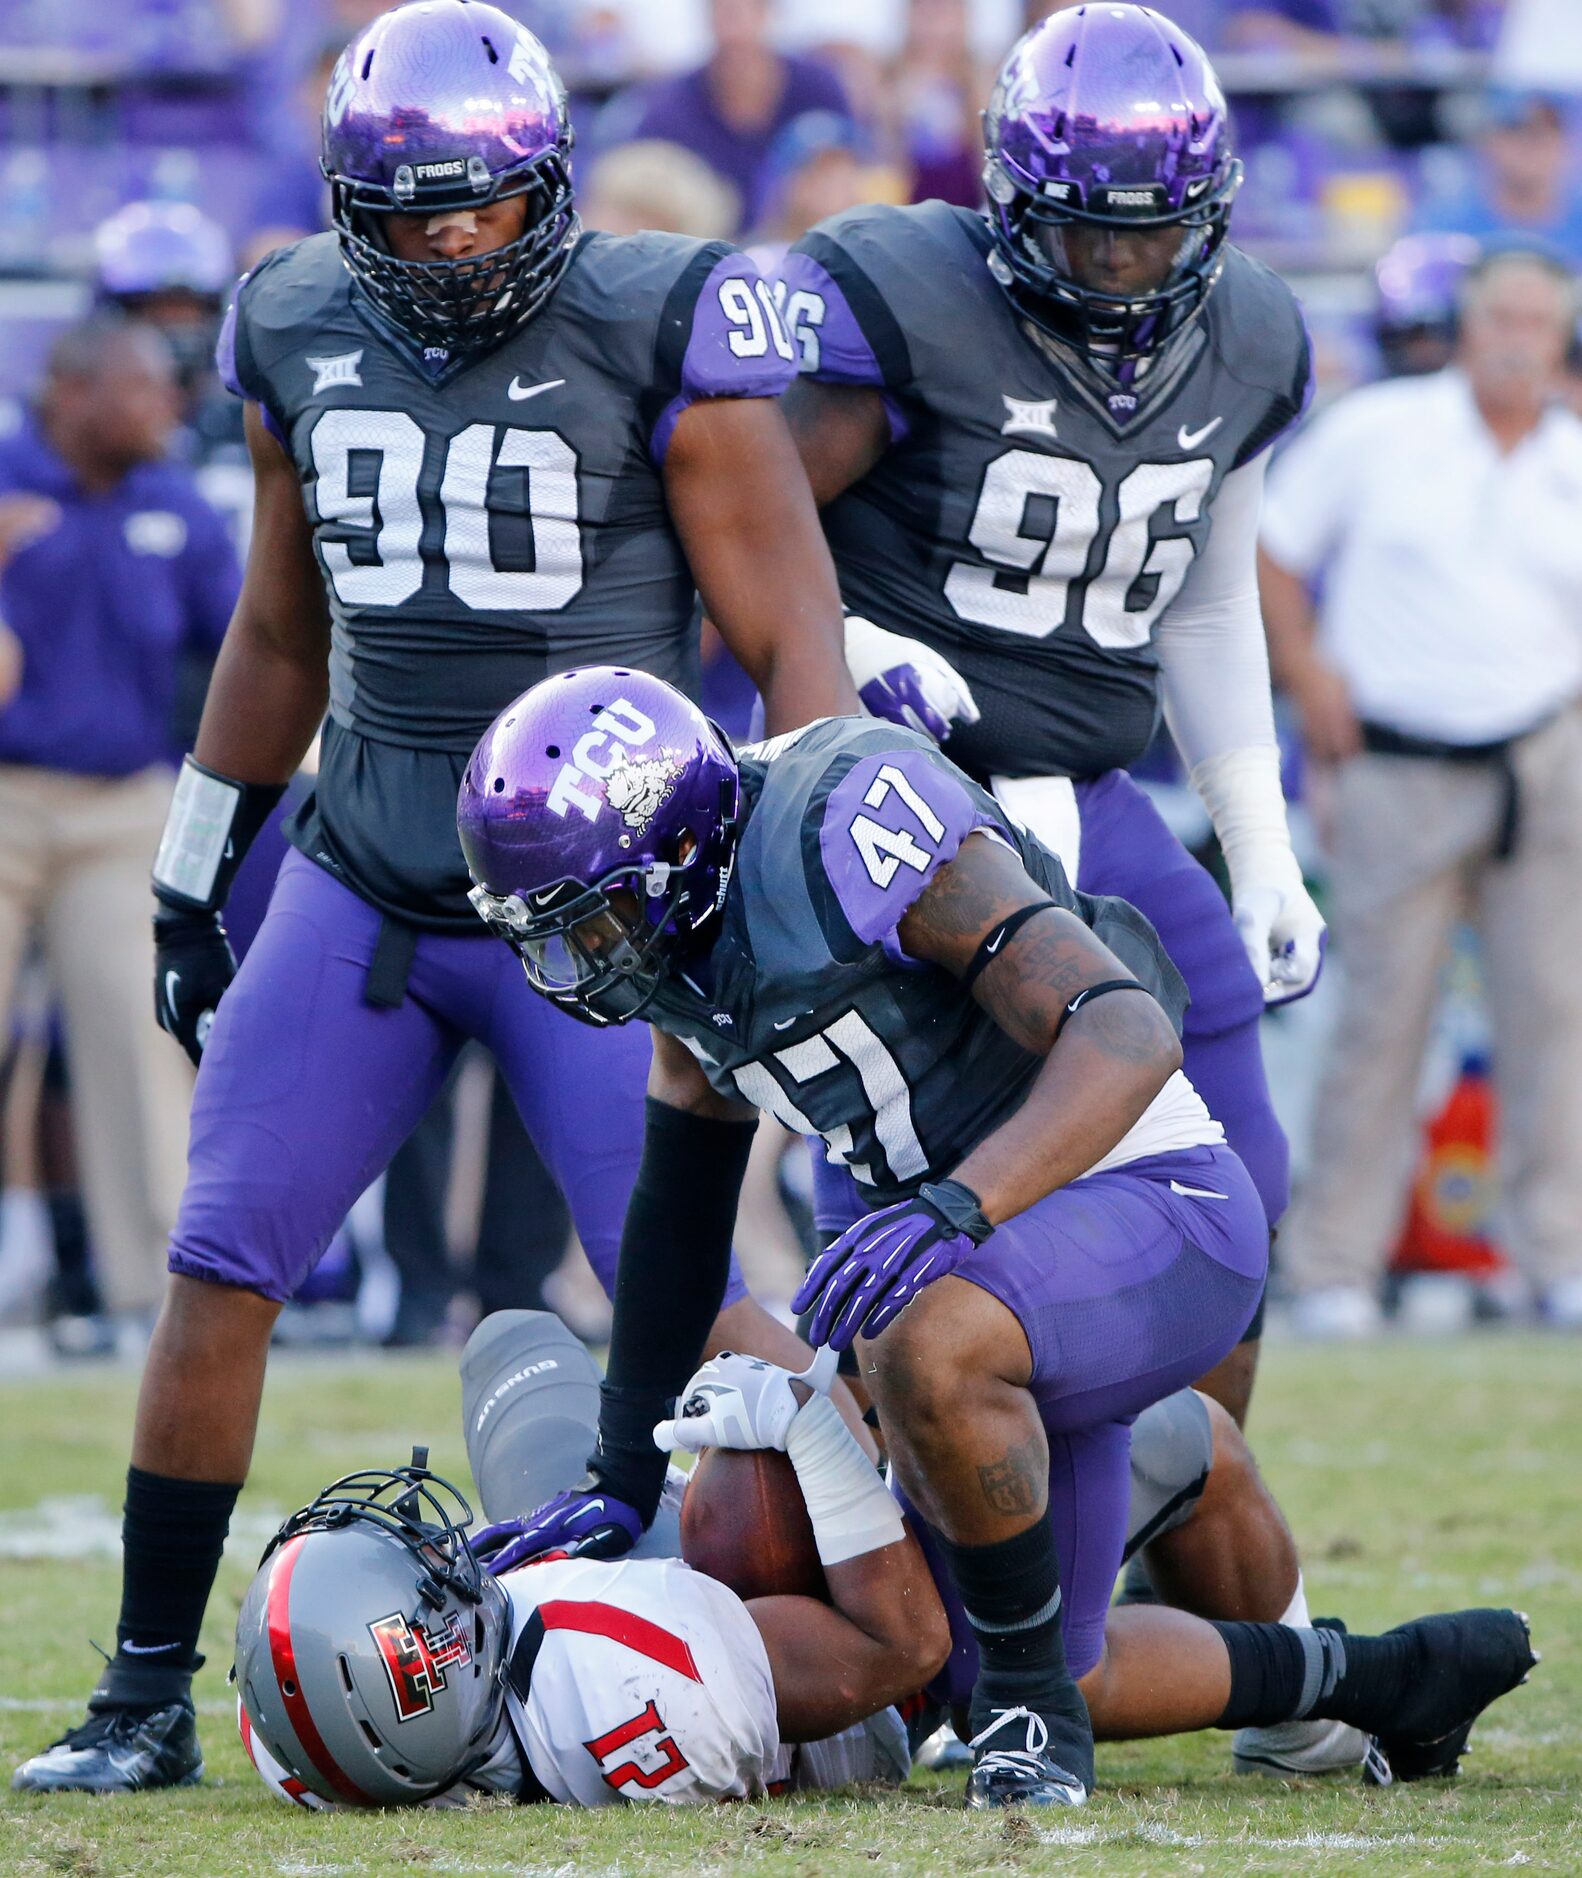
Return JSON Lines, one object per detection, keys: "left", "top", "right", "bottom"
{"left": 775, "top": 3, "right": 1325, "bottom": 1427}
{"left": 12, "top": 0, "right": 929, "bottom": 1798}
{"left": 452, "top": 665, "right": 1261, "bottom": 1803}
{"left": 235, "top": 1318, "right": 1533, "bottom": 1810}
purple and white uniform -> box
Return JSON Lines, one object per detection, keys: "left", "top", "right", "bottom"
{"left": 178, "top": 230, "right": 798, "bottom": 1301}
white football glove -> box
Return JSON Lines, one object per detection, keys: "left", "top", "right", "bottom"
{"left": 844, "top": 615, "right": 980, "bottom": 744}
{"left": 653, "top": 1346, "right": 838, "bottom": 1455}
{"left": 1231, "top": 860, "right": 1327, "bottom": 1006}
{"left": 1192, "top": 747, "right": 1327, "bottom": 1007}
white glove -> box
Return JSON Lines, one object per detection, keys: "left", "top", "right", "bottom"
{"left": 1192, "top": 746, "right": 1326, "bottom": 1007}
{"left": 1230, "top": 857, "right": 1327, "bottom": 1006}
{"left": 844, "top": 615, "right": 980, "bottom": 744}
{"left": 653, "top": 1346, "right": 838, "bottom": 1455}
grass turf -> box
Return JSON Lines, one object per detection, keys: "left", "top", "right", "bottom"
{"left": 1, "top": 1333, "right": 1577, "bottom": 1876}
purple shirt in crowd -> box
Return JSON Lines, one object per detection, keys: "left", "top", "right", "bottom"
{"left": 627, "top": 55, "right": 850, "bottom": 231}
{"left": 0, "top": 419, "right": 239, "bottom": 777}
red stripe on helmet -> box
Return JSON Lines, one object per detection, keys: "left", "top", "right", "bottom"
{"left": 265, "top": 1534, "right": 377, "bottom": 1806}
{"left": 536, "top": 1599, "right": 702, "bottom": 1683}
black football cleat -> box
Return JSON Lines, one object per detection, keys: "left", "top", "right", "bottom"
{"left": 12, "top": 1700, "right": 203, "bottom": 1794}
{"left": 964, "top": 1706, "right": 1088, "bottom": 1810}
{"left": 1363, "top": 1608, "right": 1537, "bottom": 1784}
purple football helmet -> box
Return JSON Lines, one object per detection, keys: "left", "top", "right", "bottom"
{"left": 459, "top": 668, "right": 740, "bottom": 1027}
{"left": 1374, "top": 232, "right": 1479, "bottom": 376}
{"left": 95, "top": 201, "right": 233, "bottom": 303}
{"left": 322, "top": 0, "right": 578, "bottom": 355}
{"left": 982, "top": 4, "right": 1241, "bottom": 366}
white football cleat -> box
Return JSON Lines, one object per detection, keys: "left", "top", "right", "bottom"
{"left": 1289, "top": 1286, "right": 1383, "bottom": 1341}
{"left": 1232, "top": 1716, "right": 1372, "bottom": 1777}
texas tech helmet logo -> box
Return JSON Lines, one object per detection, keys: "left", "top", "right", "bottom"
{"left": 367, "top": 1611, "right": 472, "bottom": 1723}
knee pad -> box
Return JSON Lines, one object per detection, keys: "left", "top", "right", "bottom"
{"left": 1123, "top": 1388, "right": 1213, "bottom": 1560}
{"left": 459, "top": 1311, "right": 601, "bottom": 1524}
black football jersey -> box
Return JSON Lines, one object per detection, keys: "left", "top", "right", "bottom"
{"left": 220, "top": 229, "right": 795, "bottom": 926}
{"left": 777, "top": 203, "right": 1310, "bottom": 784}
{"left": 649, "top": 717, "right": 1188, "bottom": 1206}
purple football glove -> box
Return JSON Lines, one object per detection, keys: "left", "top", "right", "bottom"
{"left": 470, "top": 1486, "right": 644, "bottom": 1577}
{"left": 792, "top": 1180, "right": 994, "bottom": 1352}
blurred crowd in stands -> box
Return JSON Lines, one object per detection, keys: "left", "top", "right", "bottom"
{"left": 1, "top": 0, "right": 1579, "bottom": 1357}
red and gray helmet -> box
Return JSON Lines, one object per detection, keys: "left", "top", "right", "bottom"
{"left": 982, "top": 3, "right": 1240, "bottom": 364}
{"left": 233, "top": 1453, "right": 510, "bottom": 1808}
{"left": 458, "top": 666, "right": 740, "bottom": 1028}
{"left": 322, "top": 0, "right": 578, "bottom": 354}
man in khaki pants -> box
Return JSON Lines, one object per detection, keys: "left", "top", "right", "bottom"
{"left": 0, "top": 317, "right": 238, "bottom": 1332}
{"left": 1260, "top": 248, "right": 1582, "bottom": 1335}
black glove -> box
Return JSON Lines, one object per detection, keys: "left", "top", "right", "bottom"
{"left": 154, "top": 906, "right": 237, "bottom": 1066}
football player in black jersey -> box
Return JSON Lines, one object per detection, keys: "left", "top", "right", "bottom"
{"left": 775, "top": 3, "right": 1326, "bottom": 1433}
{"left": 14, "top": 0, "right": 875, "bottom": 1798}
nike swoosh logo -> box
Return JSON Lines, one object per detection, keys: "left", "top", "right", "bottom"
{"left": 1170, "top": 1180, "right": 1229, "bottom": 1200}
{"left": 122, "top": 1639, "right": 182, "bottom": 1654}
{"left": 773, "top": 1016, "right": 799, "bottom": 1030}
{"left": 1177, "top": 417, "right": 1223, "bottom": 451}
{"left": 164, "top": 970, "right": 180, "bottom": 1013}
{"left": 985, "top": 930, "right": 1007, "bottom": 955}
{"left": 508, "top": 376, "right": 565, "bottom": 402}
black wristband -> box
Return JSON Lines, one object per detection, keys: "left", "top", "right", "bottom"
{"left": 590, "top": 1098, "right": 758, "bottom": 1519}
{"left": 918, "top": 1177, "right": 994, "bottom": 1244}
{"left": 152, "top": 756, "right": 286, "bottom": 915}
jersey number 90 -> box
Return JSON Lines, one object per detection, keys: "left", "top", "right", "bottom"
{"left": 308, "top": 409, "right": 584, "bottom": 612}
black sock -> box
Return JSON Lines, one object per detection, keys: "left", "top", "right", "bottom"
{"left": 933, "top": 1519, "right": 1091, "bottom": 1784}
{"left": 1212, "top": 1620, "right": 1411, "bottom": 1731}
{"left": 108, "top": 1467, "right": 240, "bottom": 1701}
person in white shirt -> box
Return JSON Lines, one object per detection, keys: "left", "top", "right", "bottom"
{"left": 1259, "top": 246, "right": 1582, "bottom": 1335}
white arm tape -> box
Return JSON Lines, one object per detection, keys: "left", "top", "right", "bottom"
{"left": 153, "top": 757, "right": 242, "bottom": 906}
{"left": 1189, "top": 745, "right": 1303, "bottom": 896}
{"left": 784, "top": 1395, "right": 906, "bottom": 1569}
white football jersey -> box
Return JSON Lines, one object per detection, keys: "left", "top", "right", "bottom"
{"left": 504, "top": 1553, "right": 780, "bottom": 1805}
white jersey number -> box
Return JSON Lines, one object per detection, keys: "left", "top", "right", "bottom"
{"left": 309, "top": 409, "right": 584, "bottom": 612}
{"left": 945, "top": 451, "right": 1214, "bottom": 649}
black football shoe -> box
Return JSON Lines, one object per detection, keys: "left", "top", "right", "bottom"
{"left": 1362, "top": 1608, "right": 1537, "bottom": 1785}
{"left": 12, "top": 1699, "right": 202, "bottom": 1794}
{"left": 963, "top": 1706, "right": 1088, "bottom": 1809}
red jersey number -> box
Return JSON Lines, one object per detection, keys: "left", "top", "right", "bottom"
{"left": 584, "top": 1699, "right": 691, "bottom": 1793}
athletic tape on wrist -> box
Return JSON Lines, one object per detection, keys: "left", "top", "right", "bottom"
{"left": 784, "top": 1394, "right": 905, "bottom": 1568}
{"left": 153, "top": 759, "right": 243, "bottom": 907}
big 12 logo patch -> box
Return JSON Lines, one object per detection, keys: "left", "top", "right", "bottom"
{"left": 368, "top": 1610, "right": 472, "bottom": 1722}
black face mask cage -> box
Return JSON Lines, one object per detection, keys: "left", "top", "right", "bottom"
{"left": 988, "top": 161, "right": 1241, "bottom": 368}
{"left": 261, "top": 1450, "right": 484, "bottom": 1609}
{"left": 469, "top": 862, "right": 692, "bottom": 1029}
{"left": 332, "top": 151, "right": 578, "bottom": 354}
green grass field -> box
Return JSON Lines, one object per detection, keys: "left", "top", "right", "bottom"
{"left": 3, "top": 1334, "right": 1577, "bottom": 1877}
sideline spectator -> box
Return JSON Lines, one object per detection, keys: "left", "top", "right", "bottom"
{"left": 1259, "top": 250, "right": 1582, "bottom": 1336}
{"left": 617, "top": 0, "right": 852, "bottom": 232}
{"left": 0, "top": 317, "right": 239, "bottom": 1335}
{"left": 579, "top": 140, "right": 741, "bottom": 237}
{"left": 885, "top": 0, "right": 987, "bottom": 206}
{"left": 1414, "top": 92, "right": 1582, "bottom": 268}
{"left": 1372, "top": 230, "right": 1480, "bottom": 376}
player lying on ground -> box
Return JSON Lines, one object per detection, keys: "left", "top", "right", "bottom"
{"left": 235, "top": 1316, "right": 1535, "bottom": 1810}
{"left": 454, "top": 670, "right": 1531, "bottom": 1808}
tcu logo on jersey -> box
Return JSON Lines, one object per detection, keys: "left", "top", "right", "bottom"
{"left": 367, "top": 1610, "right": 472, "bottom": 1723}
{"left": 547, "top": 698, "right": 679, "bottom": 835}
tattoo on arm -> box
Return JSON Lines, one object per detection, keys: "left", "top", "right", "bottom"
{"left": 976, "top": 1432, "right": 1046, "bottom": 1518}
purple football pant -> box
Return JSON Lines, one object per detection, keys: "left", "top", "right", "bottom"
{"left": 900, "top": 1143, "right": 1266, "bottom": 1691}
{"left": 169, "top": 851, "right": 749, "bottom": 1309}
{"left": 1074, "top": 768, "right": 1289, "bottom": 1228}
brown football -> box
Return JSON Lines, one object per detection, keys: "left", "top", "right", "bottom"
{"left": 680, "top": 1447, "right": 827, "bottom": 1602}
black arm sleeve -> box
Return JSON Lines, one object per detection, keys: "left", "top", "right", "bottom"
{"left": 587, "top": 1096, "right": 758, "bottom": 1521}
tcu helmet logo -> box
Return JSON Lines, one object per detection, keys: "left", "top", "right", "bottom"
{"left": 367, "top": 1610, "right": 472, "bottom": 1723}
{"left": 546, "top": 698, "right": 679, "bottom": 834}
